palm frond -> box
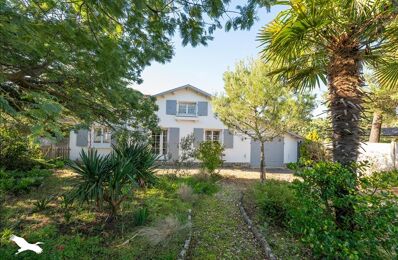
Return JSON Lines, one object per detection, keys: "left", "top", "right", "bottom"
{"left": 374, "top": 61, "right": 398, "bottom": 89}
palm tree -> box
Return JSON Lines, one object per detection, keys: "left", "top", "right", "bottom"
{"left": 259, "top": 0, "right": 398, "bottom": 229}
{"left": 259, "top": 0, "right": 398, "bottom": 165}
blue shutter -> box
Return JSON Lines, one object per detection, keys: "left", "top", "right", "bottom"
{"left": 193, "top": 128, "right": 204, "bottom": 148}
{"left": 76, "top": 129, "right": 89, "bottom": 147}
{"left": 168, "top": 128, "right": 180, "bottom": 161}
{"left": 197, "top": 101, "right": 208, "bottom": 116}
{"left": 223, "top": 129, "right": 234, "bottom": 148}
{"left": 166, "top": 100, "right": 177, "bottom": 115}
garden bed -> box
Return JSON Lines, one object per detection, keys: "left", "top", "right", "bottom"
{"left": 0, "top": 169, "right": 195, "bottom": 259}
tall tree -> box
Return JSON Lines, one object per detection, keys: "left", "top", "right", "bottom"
{"left": 0, "top": 0, "right": 270, "bottom": 136}
{"left": 259, "top": 0, "right": 398, "bottom": 229}
{"left": 259, "top": 0, "right": 398, "bottom": 165}
{"left": 365, "top": 75, "right": 398, "bottom": 143}
{"left": 212, "top": 59, "right": 315, "bottom": 181}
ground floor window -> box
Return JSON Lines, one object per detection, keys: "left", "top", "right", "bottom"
{"left": 151, "top": 129, "right": 168, "bottom": 158}
{"left": 205, "top": 130, "right": 221, "bottom": 142}
{"left": 93, "top": 127, "right": 111, "bottom": 144}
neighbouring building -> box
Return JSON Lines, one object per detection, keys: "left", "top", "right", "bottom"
{"left": 69, "top": 84, "right": 302, "bottom": 168}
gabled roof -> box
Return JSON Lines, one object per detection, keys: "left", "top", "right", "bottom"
{"left": 153, "top": 84, "right": 212, "bottom": 98}
{"left": 287, "top": 132, "right": 303, "bottom": 140}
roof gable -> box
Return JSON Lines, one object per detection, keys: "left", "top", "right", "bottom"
{"left": 153, "top": 84, "right": 212, "bottom": 99}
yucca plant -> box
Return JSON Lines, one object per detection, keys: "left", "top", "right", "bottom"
{"left": 104, "top": 153, "right": 136, "bottom": 220}
{"left": 112, "top": 142, "right": 158, "bottom": 187}
{"left": 68, "top": 149, "right": 110, "bottom": 208}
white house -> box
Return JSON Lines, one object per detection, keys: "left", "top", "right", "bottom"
{"left": 69, "top": 84, "right": 302, "bottom": 168}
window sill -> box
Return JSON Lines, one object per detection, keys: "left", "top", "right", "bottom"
{"left": 92, "top": 143, "right": 112, "bottom": 148}
{"left": 175, "top": 115, "right": 198, "bottom": 121}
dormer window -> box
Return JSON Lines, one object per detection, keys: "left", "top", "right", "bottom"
{"left": 178, "top": 102, "right": 197, "bottom": 116}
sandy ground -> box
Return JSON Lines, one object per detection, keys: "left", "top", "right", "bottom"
{"left": 156, "top": 167, "right": 296, "bottom": 182}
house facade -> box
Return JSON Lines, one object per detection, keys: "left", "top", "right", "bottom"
{"left": 69, "top": 84, "right": 301, "bottom": 168}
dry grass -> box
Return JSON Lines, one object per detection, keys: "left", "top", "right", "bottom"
{"left": 157, "top": 168, "right": 297, "bottom": 182}
{"left": 177, "top": 184, "right": 197, "bottom": 202}
{"left": 139, "top": 215, "right": 188, "bottom": 245}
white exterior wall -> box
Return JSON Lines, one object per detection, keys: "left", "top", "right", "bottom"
{"left": 283, "top": 134, "right": 299, "bottom": 164}
{"left": 69, "top": 130, "right": 112, "bottom": 160}
{"left": 68, "top": 86, "right": 301, "bottom": 166}
{"left": 358, "top": 142, "right": 398, "bottom": 173}
{"left": 156, "top": 89, "right": 251, "bottom": 163}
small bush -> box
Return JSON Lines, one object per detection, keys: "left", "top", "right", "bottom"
{"left": 186, "top": 175, "right": 219, "bottom": 195}
{"left": 0, "top": 168, "right": 51, "bottom": 194}
{"left": 196, "top": 141, "right": 224, "bottom": 174}
{"left": 289, "top": 162, "right": 398, "bottom": 259}
{"left": 252, "top": 180, "right": 296, "bottom": 226}
{"left": 133, "top": 207, "right": 149, "bottom": 226}
{"left": 33, "top": 195, "right": 54, "bottom": 212}
{"left": 177, "top": 184, "right": 196, "bottom": 202}
{"left": 0, "top": 126, "right": 42, "bottom": 170}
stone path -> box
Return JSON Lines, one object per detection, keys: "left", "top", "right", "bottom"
{"left": 187, "top": 180, "right": 265, "bottom": 259}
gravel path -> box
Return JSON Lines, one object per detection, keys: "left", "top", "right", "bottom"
{"left": 187, "top": 180, "right": 265, "bottom": 259}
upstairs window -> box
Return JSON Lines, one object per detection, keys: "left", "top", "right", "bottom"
{"left": 205, "top": 130, "right": 221, "bottom": 142}
{"left": 178, "top": 102, "right": 197, "bottom": 116}
{"left": 93, "top": 127, "right": 111, "bottom": 144}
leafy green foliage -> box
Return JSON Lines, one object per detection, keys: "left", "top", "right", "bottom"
{"left": 68, "top": 150, "right": 111, "bottom": 206}
{"left": 0, "top": 0, "right": 268, "bottom": 134}
{"left": 69, "top": 142, "right": 157, "bottom": 218}
{"left": 0, "top": 168, "right": 51, "bottom": 195}
{"left": 0, "top": 126, "right": 42, "bottom": 170}
{"left": 213, "top": 59, "right": 315, "bottom": 179}
{"left": 289, "top": 162, "right": 398, "bottom": 258}
{"left": 252, "top": 180, "right": 296, "bottom": 227}
{"left": 298, "top": 130, "right": 329, "bottom": 164}
{"left": 33, "top": 195, "right": 54, "bottom": 212}
{"left": 112, "top": 142, "right": 158, "bottom": 187}
{"left": 196, "top": 141, "right": 224, "bottom": 174}
{"left": 185, "top": 174, "right": 219, "bottom": 195}
{"left": 133, "top": 207, "right": 149, "bottom": 226}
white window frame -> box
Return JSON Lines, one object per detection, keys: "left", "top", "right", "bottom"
{"left": 177, "top": 101, "right": 197, "bottom": 117}
{"left": 91, "top": 127, "right": 112, "bottom": 148}
{"left": 151, "top": 129, "right": 168, "bottom": 160}
{"left": 205, "top": 129, "right": 222, "bottom": 143}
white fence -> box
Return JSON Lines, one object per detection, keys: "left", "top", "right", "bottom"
{"left": 358, "top": 142, "right": 398, "bottom": 172}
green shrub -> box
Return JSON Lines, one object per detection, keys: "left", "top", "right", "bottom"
{"left": 112, "top": 142, "right": 158, "bottom": 187}
{"left": 0, "top": 126, "right": 42, "bottom": 170}
{"left": 69, "top": 142, "right": 157, "bottom": 219}
{"left": 133, "top": 207, "right": 149, "bottom": 226}
{"left": 195, "top": 141, "right": 224, "bottom": 174}
{"left": 0, "top": 168, "right": 51, "bottom": 194}
{"left": 252, "top": 180, "right": 296, "bottom": 226}
{"left": 186, "top": 175, "right": 219, "bottom": 195}
{"left": 290, "top": 162, "right": 398, "bottom": 259}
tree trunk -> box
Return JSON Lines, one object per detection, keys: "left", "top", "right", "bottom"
{"left": 327, "top": 43, "right": 363, "bottom": 230}
{"left": 369, "top": 111, "right": 383, "bottom": 143}
{"left": 328, "top": 45, "right": 363, "bottom": 165}
{"left": 260, "top": 141, "right": 266, "bottom": 182}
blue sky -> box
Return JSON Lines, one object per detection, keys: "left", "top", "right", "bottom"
{"left": 132, "top": 4, "right": 327, "bottom": 117}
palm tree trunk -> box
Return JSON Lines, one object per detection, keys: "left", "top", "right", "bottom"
{"left": 328, "top": 46, "right": 363, "bottom": 165}
{"left": 369, "top": 111, "right": 383, "bottom": 143}
{"left": 260, "top": 141, "right": 266, "bottom": 182}
{"left": 328, "top": 44, "right": 363, "bottom": 230}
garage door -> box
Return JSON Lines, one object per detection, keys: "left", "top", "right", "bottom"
{"left": 250, "top": 138, "right": 284, "bottom": 168}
